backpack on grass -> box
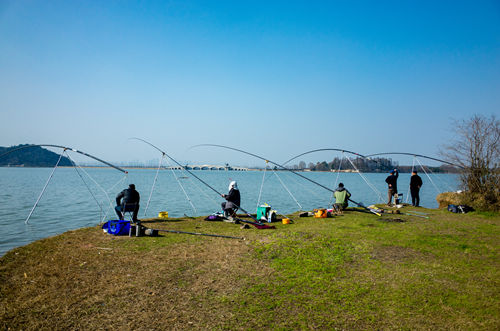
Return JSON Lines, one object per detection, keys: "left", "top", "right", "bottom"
{"left": 447, "top": 204, "right": 474, "bottom": 214}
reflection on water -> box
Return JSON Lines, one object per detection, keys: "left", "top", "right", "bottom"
{"left": 0, "top": 167, "right": 458, "bottom": 256}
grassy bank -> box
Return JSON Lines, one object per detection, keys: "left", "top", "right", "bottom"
{"left": 1, "top": 207, "right": 499, "bottom": 330}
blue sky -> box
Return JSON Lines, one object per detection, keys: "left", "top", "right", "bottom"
{"left": 1, "top": 0, "right": 499, "bottom": 166}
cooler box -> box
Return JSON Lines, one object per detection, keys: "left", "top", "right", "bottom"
{"left": 256, "top": 205, "right": 271, "bottom": 221}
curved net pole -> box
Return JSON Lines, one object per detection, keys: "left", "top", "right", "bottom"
{"left": 256, "top": 161, "right": 268, "bottom": 209}
{"left": 405, "top": 156, "right": 416, "bottom": 204}
{"left": 143, "top": 154, "right": 164, "bottom": 217}
{"left": 25, "top": 150, "right": 65, "bottom": 224}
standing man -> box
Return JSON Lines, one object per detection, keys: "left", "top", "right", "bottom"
{"left": 410, "top": 170, "right": 423, "bottom": 207}
{"left": 115, "top": 184, "right": 140, "bottom": 222}
{"left": 385, "top": 169, "right": 399, "bottom": 206}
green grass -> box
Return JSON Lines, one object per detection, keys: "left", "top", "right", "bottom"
{"left": 1, "top": 206, "right": 499, "bottom": 330}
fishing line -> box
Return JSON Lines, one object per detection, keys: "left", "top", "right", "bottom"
{"left": 280, "top": 170, "right": 327, "bottom": 202}
{"left": 345, "top": 156, "right": 384, "bottom": 203}
{"left": 405, "top": 157, "right": 416, "bottom": 204}
{"left": 108, "top": 174, "right": 128, "bottom": 192}
{"left": 415, "top": 157, "right": 441, "bottom": 195}
{"left": 144, "top": 154, "right": 165, "bottom": 217}
{"left": 65, "top": 152, "right": 118, "bottom": 222}
{"left": 25, "top": 150, "right": 65, "bottom": 224}
{"left": 66, "top": 151, "right": 105, "bottom": 221}
{"left": 417, "top": 160, "right": 455, "bottom": 192}
{"left": 256, "top": 161, "right": 268, "bottom": 209}
{"left": 329, "top": 152, "right": 345, "bottom": 205}
{"left": 164, "top": 157, "right": 197, "bottom": 215}
{"left": 272, "top": 169, "right": 303, "bottom": 210}
{"left": 184, "top": 172, "right": 220, "bottom": 208}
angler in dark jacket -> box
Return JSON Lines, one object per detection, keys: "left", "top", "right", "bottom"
{"left": 115, "top": 184, "right": 140, "bottom": 222}
{"left": 410, "top": 170, "right": 423, "bottom": 207}
{"left": 221, "top": 181, "right": 240, "bottom": 219}
{"left": 385, "top": 169, "right": 399, "bottom": 206}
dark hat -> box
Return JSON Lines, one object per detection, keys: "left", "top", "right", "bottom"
{"left": 338, "top": 182, "right": 344, "bottom": 187}
{"left": 129, "top": 184, "right": 135, "bottom": 189}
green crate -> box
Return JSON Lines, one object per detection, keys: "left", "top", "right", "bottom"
{"left": 256, "top": 205, "right": 271, "bottom": 221}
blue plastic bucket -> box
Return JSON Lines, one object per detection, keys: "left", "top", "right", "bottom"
{"left": 102, "top": 220, "right": 131, "bottom": 236}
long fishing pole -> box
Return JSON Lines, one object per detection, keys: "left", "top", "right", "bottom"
{"left": 191, "top": 144, "right": 381, "bottom": 216}
{"left": 282, "top": 148, "right": 375, "bottom": 166}
{"left": 3, "top": 145, "right": 127, "bottom": 223}
{"left": 283, "top": 148, "right": 384, "bottom": 204}
{"left": 0, "top": 144, "right": 128, "bottom": 173}
{"left": 347, "top": 198, "right": 381, "bottom": 216}
{"left": 365, "top": 152, "right": 463, "bottom": 169}
{"left": 130, "top": 138, "right": 263, "bottom": 223}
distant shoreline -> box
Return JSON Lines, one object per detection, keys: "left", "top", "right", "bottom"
{"left": 0, "top": 165, "right": 459, "bottom": 173}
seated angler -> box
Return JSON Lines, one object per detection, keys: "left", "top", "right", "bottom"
{"left": 115, "top": 184, "right": 140, "bottom": 222}
{"left": 221, "top": 181, "right": 240, "bottom": 221}
{"left": 333, "top": 182, "right": 351, "bottom": 213}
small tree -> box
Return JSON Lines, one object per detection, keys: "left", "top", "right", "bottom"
{"left": 441, "top": 114, "right": 500, "bottom": 210}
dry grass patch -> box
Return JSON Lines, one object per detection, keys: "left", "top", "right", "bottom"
{"left": 0, "top": 218, "right": 274, "bottom": 330}
{"left": 370, "top": 245, "right": 428, "bottom": 264}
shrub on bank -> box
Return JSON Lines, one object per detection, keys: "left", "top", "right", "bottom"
{"left": 436, "top": 191, "right": 500, "bottom": 212}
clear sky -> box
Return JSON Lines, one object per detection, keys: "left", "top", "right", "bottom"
{"left": 1, "top": 0, "right": 499, "bottom": 166}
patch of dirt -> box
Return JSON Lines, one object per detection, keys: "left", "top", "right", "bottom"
{"left": 379, "top": 218, "right": 406, "bottom": 222}
{"left": 371, "top": 245, "right": 425, "bottom": 263}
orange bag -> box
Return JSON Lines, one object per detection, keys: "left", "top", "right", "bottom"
{"left": 314, "top": 209, "right": 327, "bottom": 218}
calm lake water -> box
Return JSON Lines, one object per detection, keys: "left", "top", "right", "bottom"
{"left": 0, "top": 167, "right": 459, "bottom": 256}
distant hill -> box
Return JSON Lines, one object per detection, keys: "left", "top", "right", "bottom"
{"left": 0, "top": 144, "right": 72, "bottom": 167}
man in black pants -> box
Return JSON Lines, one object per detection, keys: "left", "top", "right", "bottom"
{"left": 410, "top": 170, "right": 423, "bottom": 207}
{"left": 385, "top": 169, "right": 399, "bottom": 206}
{"left": 115, "top": 184, "right": 140, "bottom": 222}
